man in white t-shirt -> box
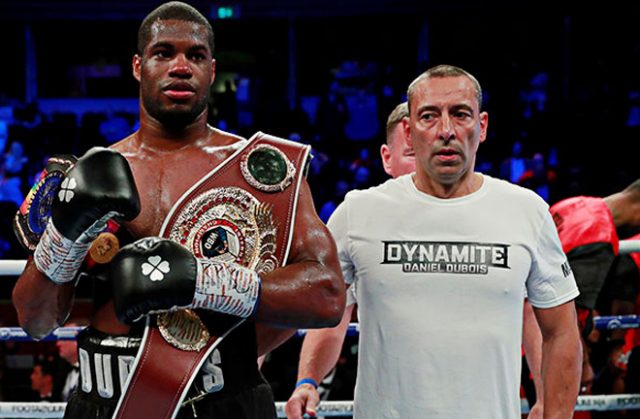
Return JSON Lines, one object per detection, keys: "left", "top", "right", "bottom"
{"left": 285, "top": 101, "right": 415, "bottom": 416}
{"left": 289, "top": 65, "right": 581, "bottom": 419}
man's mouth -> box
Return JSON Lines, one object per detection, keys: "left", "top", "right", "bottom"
{"left": 435, "top": 148, "right": 460, "bottom": 162}
{"left": 162, "top": 83, "right": 196, "bottom": 100}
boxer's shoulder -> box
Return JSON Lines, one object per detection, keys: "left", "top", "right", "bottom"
{"left": 208, "top": 127, "right": 246, "bottom": 147}
{"left": 109, "top": 133, "right": 137, "bottom": 153}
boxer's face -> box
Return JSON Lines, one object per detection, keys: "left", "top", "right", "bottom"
{"left": 405, "top": 76, "right": 488, "bottom": 186}
{"left": 381, "top": 121, "right": 415, "bottom": 178}
{"left": 134, "top": 19, "right": 215, "bottom": 128}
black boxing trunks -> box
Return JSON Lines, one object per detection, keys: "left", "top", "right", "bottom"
{"left": 600, "top": 232, "right": 640, "bottom": 305}
{"left": 64, "top": 324, "right": 276, "bottom": 419}
{"left": 550, "top": 196, "right": 619, "bottom": 310}
{"left": 63, "top": 327, "right": 141, "bottom": 419}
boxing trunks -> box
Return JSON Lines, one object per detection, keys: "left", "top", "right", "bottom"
{"left": 600, "top": 251, "right": 640, "bottom": 306}
{"left": 550, "top": 196, "right": 619, "bottom": 311}
{"left": 64, "top": 320, "right": 276, "bottom": 419}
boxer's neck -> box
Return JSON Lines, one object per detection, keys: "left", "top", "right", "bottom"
{"left": 137, "top": 109, "right": 213, "bottom": 151}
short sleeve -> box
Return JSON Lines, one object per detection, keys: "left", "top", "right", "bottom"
{"left": 345, "top": 282, "right": 357, "bottom": 307}
{"left": 526, "top": 210, "right": 580, "bottom": 308}
{"left": 327, "top": 200, "right": 356, "bottom": 288}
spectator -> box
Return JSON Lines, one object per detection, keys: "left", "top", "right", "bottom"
{"left": 30, "top": 357, "right": 56, "bottom": 402}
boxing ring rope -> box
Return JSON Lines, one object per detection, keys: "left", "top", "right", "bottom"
{"left": 0, "top": 259, "right": 26, "bottom": 276}
{"left": 620, "top": 239, "right": 640, "bottom": 254}
{"left": 2, "top": 240, "right": 640, "bottom": 416}
{"left": 2, "top": 311, "right": 640, "bottom": 343}
{"left": 1, "top": 394, "right": 640, "bottom": 418}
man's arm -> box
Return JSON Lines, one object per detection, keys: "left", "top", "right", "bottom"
{"left": 12, "top": 149, "right": 140, "bottom": 339}
{"left": 256, "top": 179, "right": 346, "bottom": 327}
{"left": 12, "top": 259, "right": 75, "bottom": 339}
{"left": 255, "top": 324, "right": 297, "bottom": 357}
{"left": 533, "top": 300, "right": 582, "bottom": 419}
{"left": 285, "top": 304, "right": 354, "bottom": 419}
{"left": 112, "top": 178, "right": 346, "bottom": 328}
{"left": 523, "top": 299, "right": 543, "bottom": 418}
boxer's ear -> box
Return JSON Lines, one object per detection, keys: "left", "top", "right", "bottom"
{"left": 133, "top": 55, "right": 142, "bottom": 82}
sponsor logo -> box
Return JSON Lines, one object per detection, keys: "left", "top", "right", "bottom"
{"left": 141, "top": 255, "right": 170, "bottom": 281}
{"left": 382, "top": 241, "right": 510, "bottom": 274}
{"left": 561, "top": 260, "right": 572, "bottom": 277}
{"left": 58, "top": 177, "right": 77, "bottom": 203}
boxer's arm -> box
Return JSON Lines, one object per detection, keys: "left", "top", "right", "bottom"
{"left": 534, "top": 300, "right": 582, "bottom": 419}
{"left": 12, "top": 258, "right": 75, "bottom": 339}
{"left": 285, "top": 303, "right": 354, "bottom": 419}
{"left": 14, "top": 148, "right": 139, "bottom": 339}
{"left": 523, "top": 299, "right": 544, "bottom": 417}
{"left": 256, "top": 179, "right": 345, "bottom": 328}
{"left": 256, "top": 324, "right": 297, "bottom": 357}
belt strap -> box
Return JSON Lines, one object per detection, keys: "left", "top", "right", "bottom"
{"left": 113, "top": 317, "right": 243, "bottom": 419}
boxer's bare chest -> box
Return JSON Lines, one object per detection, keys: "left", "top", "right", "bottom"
{"left": 123, "top": 143, "right": 241, "bottom": 239}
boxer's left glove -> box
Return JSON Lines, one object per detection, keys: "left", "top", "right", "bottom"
{"left": 33, "top": 147, "right": 140, "bottom": 284}
{"left": 112, "top": 237, "right": 261, "bottom": 324}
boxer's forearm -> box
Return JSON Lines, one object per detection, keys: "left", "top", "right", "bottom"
{"left": 12, "top": 258, "right": 75, "bottom": 339}
{"left": 256, "top": 324, "right": 297, "bottom": 357}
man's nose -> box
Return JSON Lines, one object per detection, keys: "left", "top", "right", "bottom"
{"left": 438, "top": 115, "right": 455, "bottom": 142}
{"left": 169, "top": 54, "right": 192, "bottom": 77}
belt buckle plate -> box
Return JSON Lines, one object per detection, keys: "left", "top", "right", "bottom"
{"left": 157, "top": 309, "right": 210, "bottom": 351}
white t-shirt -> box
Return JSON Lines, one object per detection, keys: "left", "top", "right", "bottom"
{"left": 327, "top": 174, "right": 579, "bottom": 419}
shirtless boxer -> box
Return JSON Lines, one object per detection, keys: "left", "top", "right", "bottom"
{"left": 12, "top": 2, "right": 344, "bottom": 418}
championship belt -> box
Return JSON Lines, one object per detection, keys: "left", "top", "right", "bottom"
{"left": 13, "top": 155, "right": 77, "bottom": 252}
{"left": 113, "top": 132, "right": 311, "bottom": 419}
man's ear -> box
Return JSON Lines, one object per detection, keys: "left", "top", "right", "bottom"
{"left": 479, "top": 111, "right": 489, "bottom": 144}
{"left": 132, "top": 55, "right": 141, "bottom": 82}
{"left": 380, "top": 144, "right": 392, "bottom": 176}
{"left": 402, "top": 117, "right": 412, "bottom": 149}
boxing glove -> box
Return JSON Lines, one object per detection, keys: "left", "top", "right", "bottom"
{"left": 34, "top": 147, "right": 140, "bottom": 284}
{"left": 111, "top": 237, "right": 261, "bottom": 324}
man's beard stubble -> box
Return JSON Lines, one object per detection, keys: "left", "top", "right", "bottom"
{"left": 142, "top": 91, "right": 210, "bottom": 130}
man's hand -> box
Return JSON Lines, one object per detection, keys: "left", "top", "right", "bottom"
{"left": 112, "top": 237, "right": 261, "bottom": 324}
{"left": 285, "top": 383, "right": 320, "bottom": 419}
{"left": 33, "top": 147, "right": 140, "bottom": 284}
{"left": 527, "top": 401, "right": 543, "bottom": 419}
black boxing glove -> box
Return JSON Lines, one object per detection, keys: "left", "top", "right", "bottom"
{"left": 112, "top": 237, "right": 261, "bottom": 324}
{"left": 34, "top": 147, "right": 140, "bottom": 284}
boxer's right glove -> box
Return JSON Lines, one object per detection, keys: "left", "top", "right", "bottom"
{"left": 34, "top": 147, "right": 140, "bottom": 284}
{"left": 111, "top": 237, "right": 261, "bottom": 324}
